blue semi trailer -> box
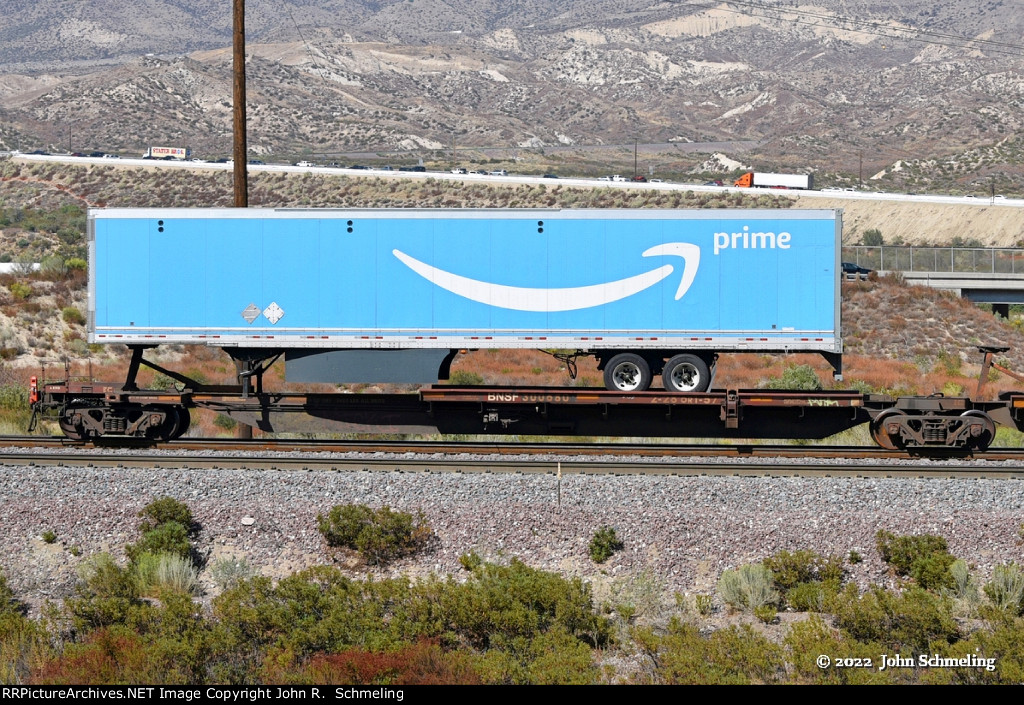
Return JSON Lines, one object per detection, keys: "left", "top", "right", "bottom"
{"left": 88, "top": 208, "right": 842, "bottom": 392}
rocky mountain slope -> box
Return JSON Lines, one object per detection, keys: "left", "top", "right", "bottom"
{"left": 3, "top": 2, "right": 1024, "bottom": 190}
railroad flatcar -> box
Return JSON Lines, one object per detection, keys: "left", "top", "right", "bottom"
{"left": 36, "top": 207, "right": 1016, "bottom": 451}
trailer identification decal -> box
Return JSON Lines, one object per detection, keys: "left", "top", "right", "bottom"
{"left": 392, "top": 243, "right": 700, "bottom": 312}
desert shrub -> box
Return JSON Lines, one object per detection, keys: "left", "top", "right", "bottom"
{"left": 754, "top": 605, "right": 777, "bottom": 624}
{"left": 41, "top": 531, "right": 57, "bottom": 544}
{"left": 763, "top": 549, "right": 844, "bottom": 593}
{"left": 718, "top": 564, "right": 779, "bottom": 612}
{"left": 61, "top": 307, "right": 85, "bottom": 326}
{"left": 761, "top": 364, "right": 823, "bottom": 391}
{"left": 475, "top": 626, "right": 601, "bottom": 685}
{"left": 208, "top": 558, "right": 255, "bottom": 590}
{"left": 984, "top": 564, "right": 1024, "bottom": 614}
{"left": 133, "top": 553, "right": 200, "bottom": 596}
{"left": 137, "top": 497, "right": 195, "bottom": 536}
{"left": 862, "top": 228, "right": 884, "bottom": 246}
{"left": 588, "top": 526, "right": 623, "bottom": 563}
{"left": 33, "top": 593, "right": 211, "bottom": 685}
{"left": 39, "top": 256, "right": 67, "bottom": 277}
{"left": 0, "top": 385, "right": 29, "bottom": 410}
{"left": 694, "top": 594, "right": 713, "bottom": 615}
{"left": 8, "top": 282, "right": 31, "bottom": 301}
{"left": 211, "top": 560, "right": 609, "bottom": 683}
{"left": 448, "top": 370, "right": 485, "bottom": 385}
{"left": 875, "top": 530, "right": 955, "bottom": 590}
{"left": 125, "top": 522, "right": 191, "bottom": 563}
{"left": 787, "top": 582, "right": 829, "bottom": 612}
{"left": 317, "top": 504, "right": 434, "bottom": 565}
{"left": 827, "top": 584, "right": 959, "bottom": 653}
{"left": 293, "top": 640, "right": 483, "bottom": 685}
{"left": 66, "top": 257, "right": 87, "bottom": 271}
{"left": 63, "top": 555, "right": 146, "bottom": 633}
{"left": 213, "top": 413, "right": 237, "bottom": 430}
{"left": 635, "top": 618, "right": 783, "bottom": 684}
{"left": 317, "top": 504, "right": 432, "bottom": 565}
{"left": 785, "top": 616, "right": 894, "bottom": 684}
{"left": 439, "top": 558, "right": 612, "bottom": 650}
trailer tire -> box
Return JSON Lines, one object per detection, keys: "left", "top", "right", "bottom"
{"left": 662, "top": 354, "right": 711, "bottom": 393}
{"left": 603, "top": 354, "right": 652, "bottom": 392}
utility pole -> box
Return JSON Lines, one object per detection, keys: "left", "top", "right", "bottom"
{"left": 232, "top": 0, "right": 253, "bottom": 440}
{"left": 633, "top": 138, "right": 638, "bottom": 180}
{"left": 232, "top": 0, "right": 248, "bottom": 208}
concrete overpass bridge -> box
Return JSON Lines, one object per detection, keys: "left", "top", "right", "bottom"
{"left": 842, "top": 246, "right": 1024, "bottom": 317}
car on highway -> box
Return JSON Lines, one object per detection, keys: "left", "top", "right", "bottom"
{"left": 841, "top": 262, "right": 874, "bottom": 278}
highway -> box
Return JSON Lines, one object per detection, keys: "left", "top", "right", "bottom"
{"left": 7, "top": 151, "right": 1023, "bottom": 209}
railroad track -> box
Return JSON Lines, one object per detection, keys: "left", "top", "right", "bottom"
{"left": 2, "top": 435, "right": 1024, "bottom": 477}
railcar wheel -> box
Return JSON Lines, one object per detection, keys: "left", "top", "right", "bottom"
{"left": 960, "top": 410, "right": 995, "bottom": 451}
{"left": 603, "top": 354, "right": 652, "bottom": 392}
{"left": 869, "top": 409, "right": 904, "bottom": 450}
{"left": 146, "top": 406, "right": 189, "bottom": 441}
{"left": 662, "top": 354, "right": 711, "bottom": 393}
{"left": 58, "top": 409, "right": 88, "bottom": 441}
{"left": 171, "top": 407, "right": 191, "bottom": 440}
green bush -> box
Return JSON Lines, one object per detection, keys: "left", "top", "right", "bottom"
{"left": 41, "top": 530, "right": 57, "bottom": 544}
{"left": 828, "top": 584, "right": 959, "bottom": 653}
{"left": 588, "top": 526, "right": 623, "bottom": 564}
{"left": 126, "top": 522, "right": 192, "bottom": 563}
{"left": 448, "top": 370, "right": 485, "bottom": 385}
{"left": 718, "top": 564, "right": 779, "bottom": 612}
{"left": 213, "top": 413, "right": 237, "bottom": 430}
{"left": 636, "top": 618, "right": 783, "bottom": 684}
{"left": 876, "top": 530, "right": 955, "bottom": 589}
{"left": 0, "top": 385, "right": 29, "bottom": 410}
{"left": 317, "top": 504, "right": 432, "bottom": 565}
{"left": 8, "top": 282, "right": 31, "bottom": 301}
{"left": 862, "top": 228, "right": 884, "bottom": 246}
{"left": 137, "top": 496, "right": 195, "bottom": 535}
{"left": 61, "top": 307, "right": 85, "bottom": 326}
{"left": 763, "top": 549, "right": 844, "bottom": 593}
{"left": 761, "top": 364, "right": 823, "bottom": 391}
{"left": 787, "top": 582, "right": 827, "bottom": 612}
{"left": 64, "top": 554, "right": 145, "bottom": 633}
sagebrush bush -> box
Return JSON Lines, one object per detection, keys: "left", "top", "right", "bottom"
{"left": 588, "top": 526, "right": 623, "bottom": 563}
{"left": 208, "top": 557, "right": 255, "bottom": 590}
{"left": 718, "top": 564, "right": 779, "bottom": 612}
{"left": 984, "top": 564, "right": 1024, "bottom": 614}
{"left": 317, "top": 503, "right": 432, "bottom": 564}
{"left": 134, "top": 552, "right": 199, "bottom": 596}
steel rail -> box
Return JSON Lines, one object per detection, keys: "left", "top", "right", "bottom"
{"left": 3, "top": 435, "right": 1024, "bottom": 461}
{"left": 1, "top": 450, "right": 1023, "bottom": 478}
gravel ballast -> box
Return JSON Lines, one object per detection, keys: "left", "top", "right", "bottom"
{"left": 3, "top": 454, "right": 1024, "bottom": 615}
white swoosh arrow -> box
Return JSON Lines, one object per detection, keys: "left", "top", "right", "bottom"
{"left": 392, "top": 242, "right": 700, "bottom": 312}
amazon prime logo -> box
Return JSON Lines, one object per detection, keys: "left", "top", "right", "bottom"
{"left": 392, "top": 243, "right": 700, "bottom": 312}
